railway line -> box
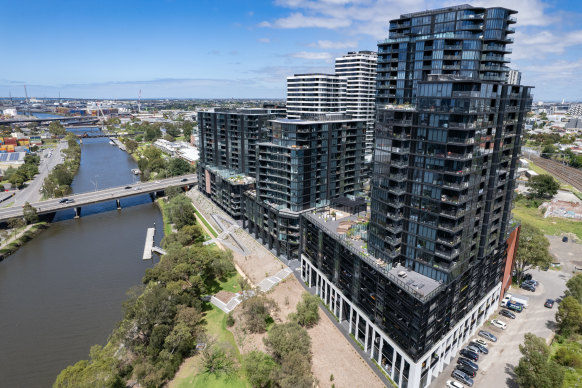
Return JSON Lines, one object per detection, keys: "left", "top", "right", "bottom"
{"left": 527, "top": 154, "right": 582, "bottom": 192}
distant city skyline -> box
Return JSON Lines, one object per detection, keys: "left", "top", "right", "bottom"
{"left": 1, "top": 0, "right": 580, "bottom": 100}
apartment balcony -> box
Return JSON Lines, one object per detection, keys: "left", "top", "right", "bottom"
{"left": 391, "top": 132, "right": 411, "bottom": 140}
{"left": 392, "top": 147, "right": 410, "bottom": 154}
{"left": 481, "top": 54, "right": 510, "bottom": 62}
{"left": 444, "top": 45, "right": 463, "bottom": 50}
{"left": 439, "top": 222, "right": 464, "bottom": 234}
{"left": 447, "top": 152, "right": 473, "bottom": 161}
{"left": 440, "top": 207, "right": 467, "bottom": 219}
{"left": 482, "top": 74, "right": 507, "bottom": 82}
{"left": 441, "top": 195, "right": 469, "bottom": 205}
{"left": 448, "top": 121, "right": 477, "bottom": 129}
{"left": 442, "top": 180, "right": 470, "bottom": 190}
{"left": 388, "top": 186, "right": 406, "bottom": 196}
{"left": 507, "top": 27, "right": 516, "bottom": 34}
{"left": 387, "top": 212, "right": 404, "bottom": 221}
{"left": 435, "top": 248, "right": 460, "bottom": 260}
{"left": 386, "top": 248, "right": 401, "bottom": 259}
{"left": 443, "top": 64, "right": 461, "bottom": 70}
{"left": 437, "top": 235, "right": 462, "bottom": 247}
{"left": 484, "top": 44, "right": 512, "bottom": 53}
{"left": 391, "top": 160, "right": 409, "bottom": 168}
{"left": 384, "top": 235, "right": 401, "bottom": 246}
{"left": 389, "top": 173, "right": 407, "bottom": 182}
{"left": 480, "top": 64, "right": 510, "bottom": 72}
{"left": 386, "top": 223, "right": 403, "bottom": 234}
{"left": 443, "top": 55, "right": 461, "bottom": 60}
{"left": 508, "top": 16, "right": 517, "bottom": 23}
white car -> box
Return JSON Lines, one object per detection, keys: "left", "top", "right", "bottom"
{"left": 447, "top": 379, "right": 464, "bottom": 388}
{"left": 490, "top": 319, "right": 507, "bottom": 330}
{"left": 472, "top": 338, "right": 488, "bottom": 348}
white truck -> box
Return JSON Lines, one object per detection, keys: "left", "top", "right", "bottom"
{"left": 502, "top": 293, "right": 529, "bottom": 308}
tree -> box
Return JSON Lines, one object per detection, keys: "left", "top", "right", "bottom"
{"left": 23, "top": 202, "right": 38, "bottom": 224}
{"left": 202, "top": 341, "right": 237, "bottom": 376}
{"left": 8, "top": 170, "right": 26, "bottom": 187}
{"left": 515, "top": 333, "right": 564, "bottom": 388}
{"left": 125, "top": 139, "right": 138, "bottom": 154}
{"left": 244, "top": 351, "right": 279, "bottom": 388}
{"left": 168, "top": 158, "right": 191, "bottom": 177}
{"left": 49, "top": 121, "right": 67, "bottom": 136}
{"left": 541, "top": 144, "right": 556, "bottom": 159}
{"left": 565, "top": 274, "right": 582, "bottom": 304}
{"left": 290, "top": 292, "right": 320, "bottom": 328}
{"left": 242, "top": 295, "right": 279, "bottom": 333}
{"left": 555, "top": 296, "right": 582, "bottom": 336}
{"left": 182, "top": 121, "right": 194, "bottom": 139}
{"left": 274, "top": 350, "right": 315, "bottom": 388}
{"left": 514, "top": 223, "right": 553, "bottom": 285}
{"left": 165, "top": 123, "right": 181, "bottom": 138}
{"left": 166, "top": 194, "right": 196, "bottom": 229}
{"left": 527, "top": 174, "right": 559, "bottom": 199}
{"left": 264, "top": 322, "right": 311, "bottom": 362}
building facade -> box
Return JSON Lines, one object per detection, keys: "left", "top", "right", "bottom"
{"left": 243, "top": 114, "right": 366, "bottom": 260}
{"left": 377, "top": 5, "right": 517, "bottom": 105}
{"left": 197, "top": 108, "right": 280, "bottom": 217}
{"left": 507, "top": 69, "right": 521, "bottom": 85}
{"left": 286, "top": 74, "right": 347, "bottom": 119}
{"left": 335, "top": 51, "right": 378, "bottom": 158}
{"left": 300, "top": 4, "right": 532, "bottom": 388}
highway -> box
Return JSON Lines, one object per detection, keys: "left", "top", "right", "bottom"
{"left": 0, "top": 174, "right": 197, "bottom": 221}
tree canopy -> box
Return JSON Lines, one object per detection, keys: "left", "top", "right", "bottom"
{"left": 565, "top": 273, "right": 582, "bottom": 304}
{"left": 527, "top": 174, "right": 560, "bottom": 199}
{"left": 556, "top": 296, "right": 582, "bottom": 336}
{"left": 290, "top": 292, "right": 320, "bottom": 328}
{"left": 48, "top": 121, "right": 67, "bottom": 136}
{"left": 514, "top": 223, "right": 553, "bottom": 285}
{"left": 514, "top": 333, "right": 564, "bottom": 388}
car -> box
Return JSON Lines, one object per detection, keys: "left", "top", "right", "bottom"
{"left": 65, "top": 199, "right": 75, "bottom": 204}
{"left": 499, "top": 309, "right": 516, "bottom": 319}
{"left": 180, "top": 178, "right": 188, "bottom": 182}
{"left": 451, "top": 369, "right": 474, "bottom": 387}
{"left": 523, "top": 273, "right": 533, "bottom": 281}
{"left": 466, "top": 344, "right": 483, "bottom": 355}
{"left": 491, "top": 319, "right": 507, "bottom": 330}
{"left": 478, "top": 330, "right": 498, "bottom": 342}
{"left": 134, "top": 187, "right": 141, "bottom": 191}
{"left": 544, "top": 299, "right": 555, "bottom": 308}
{"left": 521, "top": 283, "right": 536, "bottom": 292}
{"left": 124, "top": 186, "right": 132, "bottom": 189}
{"left": 472, "top": 338, "right": 488, "bottom": 348}
{"left": 59, "top": 198, "right": 69, "bottom": 203}
{"left": 459, "top": 349, "right": 479, "bottom": 362}
{"left": 523, "top": 279, "right": 539, "bottom": 286}
{"left": 446, "top": 379, "right": 464, "bottom": 388}
{"left": 458, "top": 357, "right": 479, "bottom": 371}
{"left": 563, "top": 236, "right": 569, "bottom": 242}
{"left": 469, "top": 342, "right": 489, "bottom": 354}
{"left": 456, "top": 365, "right": 477, "bottom": 378}
{"left": 505, "top": 302, "right": 524, "bottom": 313}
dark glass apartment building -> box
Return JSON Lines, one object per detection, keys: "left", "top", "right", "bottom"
{"left": 197, "top": 108, "right": 281, "bottom": 217}
{"left": 243, "top": 114, "right": 366, "bottom": 260}
{"left": 299, "top": 5, "right": 531, "bottom": 388}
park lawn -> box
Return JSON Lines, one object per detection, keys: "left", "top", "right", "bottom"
{"left": 550, "top": 339, "right": 582, "bottom": 388}
{"left": 512, "top": 201, "right": 582, "bottom": 240}
{"left": 173, "top": 303, "right": 248, "bottom": 388}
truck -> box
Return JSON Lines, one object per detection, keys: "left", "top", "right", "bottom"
{"left": 502, "top": 293, "right": 529, "bottom": 308}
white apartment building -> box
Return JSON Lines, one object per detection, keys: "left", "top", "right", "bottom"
{"left": 335, "top": 51, "right": 377, "bottom": 158}
{"left": 507, "top": 69, "right": 521, "bottom": 85}
{"left": 286, "top": 74, "right": 346, "bottom": 119}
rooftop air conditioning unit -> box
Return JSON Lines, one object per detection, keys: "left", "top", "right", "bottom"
{"left": 398, "top": 271, "right": 407, "bottom": 278}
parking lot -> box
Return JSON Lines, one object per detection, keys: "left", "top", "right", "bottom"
{"left": 431, "top": 267, "right": 569, "bottom": 387}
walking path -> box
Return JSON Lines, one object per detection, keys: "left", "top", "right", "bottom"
{"left": 0, "top": 224, "right": 35, "bottom": 250}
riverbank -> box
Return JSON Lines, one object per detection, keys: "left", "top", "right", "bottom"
{"left": 0, "top": 222, "right": 49, "bottom": 261}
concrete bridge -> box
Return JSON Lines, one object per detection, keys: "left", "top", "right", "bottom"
{"left": 0, "top": 116, "right": 100, "bottom": 125}
{"left": 0, "top": 174, "right": 197, "bottom": 222}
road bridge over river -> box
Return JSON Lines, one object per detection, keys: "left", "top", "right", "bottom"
{"left": 0, "top": 174, "right": 197, "bottom": 222}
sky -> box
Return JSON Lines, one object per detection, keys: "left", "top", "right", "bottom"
{"left": 1, "top": 0, "right": 581, "bottom": 101}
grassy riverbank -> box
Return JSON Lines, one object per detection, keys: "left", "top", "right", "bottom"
{"left": 0, "top": 222, "right": 50, "bottom": 260}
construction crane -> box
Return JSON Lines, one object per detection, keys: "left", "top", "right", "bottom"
{"left": 23, "top": 84, "right": 31, "bottom": 116}
{"left": 96, "top": 102, "right": 107, "bottom": 131}
{"left": 138, "top": 89, "right": 142, "bottom": 113}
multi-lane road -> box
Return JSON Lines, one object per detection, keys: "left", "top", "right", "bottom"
{"left": 0, "top": 174, "right": 197, "bottom": 221}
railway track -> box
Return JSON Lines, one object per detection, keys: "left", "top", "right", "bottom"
{"left": 527, "top": 154, "right": 582, "bottom": 192}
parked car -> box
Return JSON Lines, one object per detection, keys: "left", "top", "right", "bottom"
{"left": 491, "top": 319, "right": 507, "bottom": 330}
{"left": 499, "top": 309, "right": 516, "bottom": 319}
{"left": 446, "top": 380, "right": 465, "bottom": 388}
{"left": 180, "top": 178, "right": 188, "bottom": 182}
{"left": 456, "top": 365, "right": 477, "bottom": 378}
{"left": 523, "top": 279, "right": 539, "bottom": 287}
{"left": 460, "top": 348, "right": 479, "bottom": 362}
{"left": 124, "top": 186, "right": 132, "bottom": 189}
{"left": 521, "top": 283, "right": 536, "bottom": 292}
{"left": 458, "top": 357, "right": 479, "bottom": 371}
{"left": 65, "top": 199, "right": 74, "bottom": 204}
{"left": 469, "top": 341, "right": 489, "bottom": 354}
{"left": 505, "top": 301, "right": 523, "bottom": 313}
{"left": 478, "top": 330, "right": 498, "bottom": 342}
{"left": 523, "top": 273, "right": 533, "bottom": 281}
{"left": 544, "top": 299, "right": 555, "bottom": 308}
{"left": 451, "top": 369, "right": 474, "bottom": 387}
{"left": 466, "top": 344, "right": 482, "bottom": 355}
{"left": 59, "top": 198, "right": 69, "bottom": 203}
{"left": 472, "top": 338, "right": 488, "bottom": 348}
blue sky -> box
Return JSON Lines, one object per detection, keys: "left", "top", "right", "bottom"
{"left": 1, "top": 0, "right": 580, "bottom": 101}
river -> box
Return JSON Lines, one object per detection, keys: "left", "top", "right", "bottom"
{"left": 0, "top": 130, "right": 164, "bottom": 387}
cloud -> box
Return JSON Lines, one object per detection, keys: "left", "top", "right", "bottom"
{"left": 258, "top": 37, "right": 271, "bottom": 43}
{"left": 511, "top": 30, "right": 582, "bottom": 60}
{"left": 262, "top": 12, "right": 351, "bottom": 29}
{"left": 309, "top": 40, "right": 357, "bottom": 49}
{"left": 290, "top": 51, "right": 333, "bottom": 61}
{"left": 207, "top": 50, "right": 221, "bottom": 56}
{"left": 258, "top": 21, "right": 272, "bottom": 27}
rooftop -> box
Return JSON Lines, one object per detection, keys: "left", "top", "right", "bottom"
{"left": 304, "top": 210, "right": 443, "bottom": 301}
